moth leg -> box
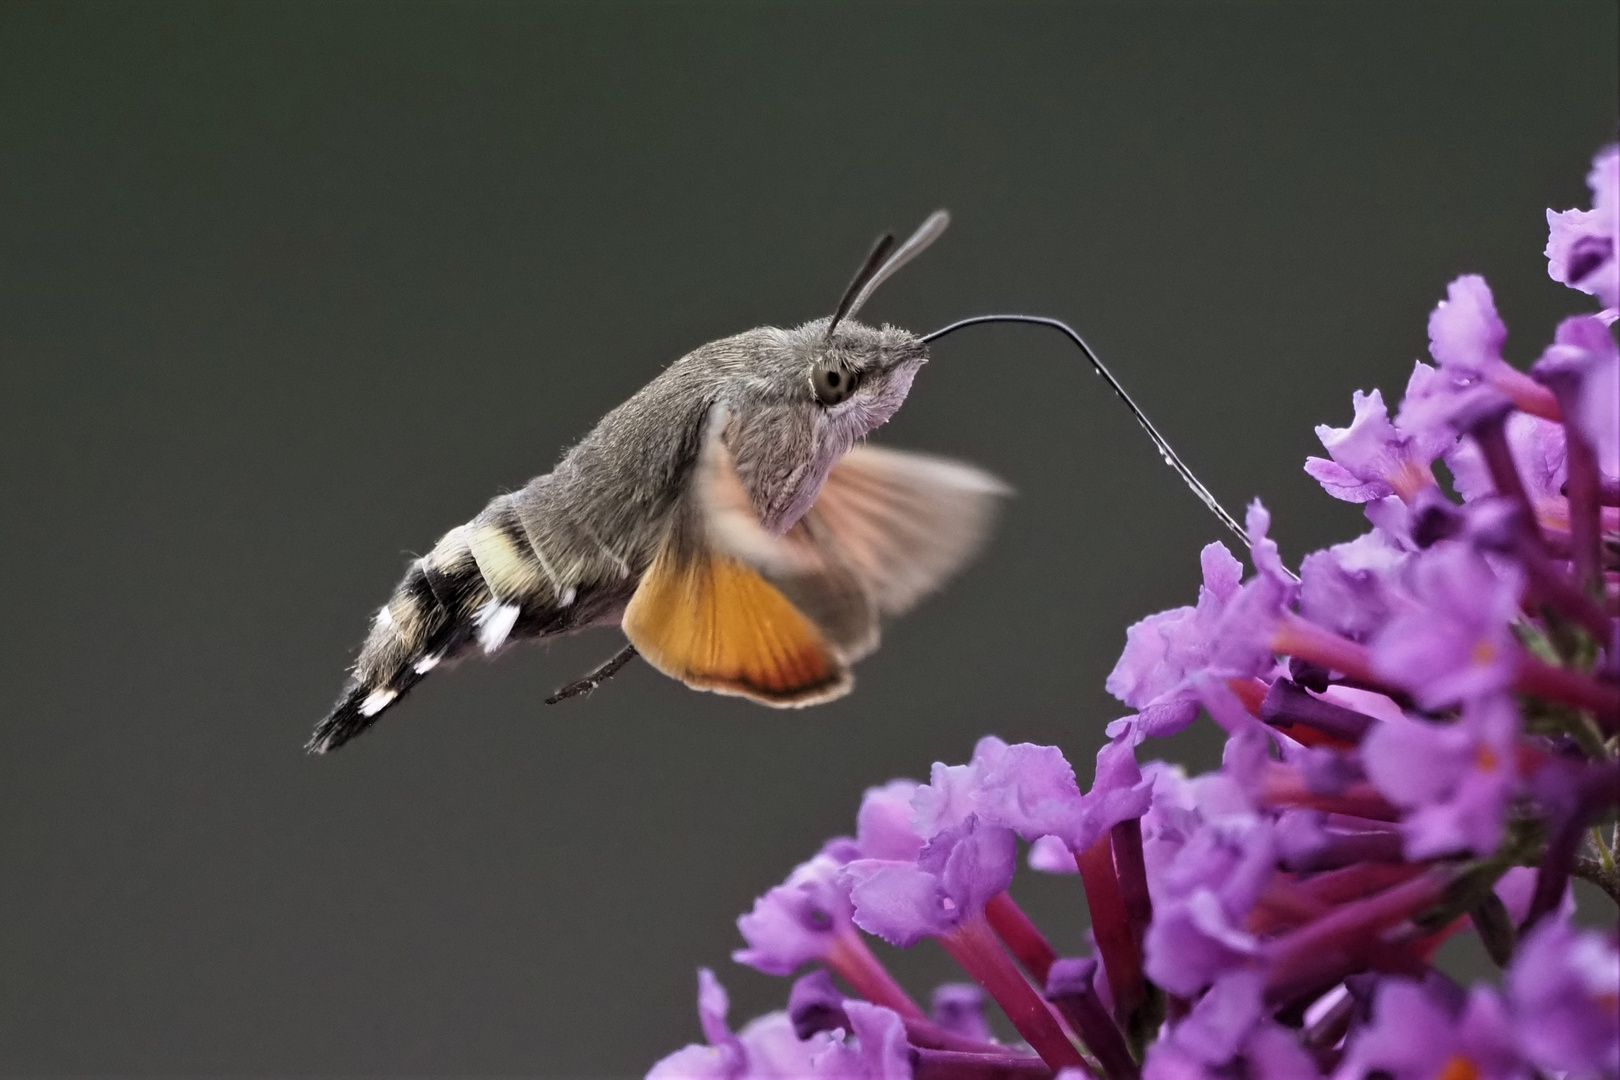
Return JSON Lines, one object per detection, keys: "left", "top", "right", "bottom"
{"left": 545, "top": 643, "right": 640, "bottom": 704}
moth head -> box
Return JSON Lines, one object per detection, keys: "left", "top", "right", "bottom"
{"left": 797, "top": 209, "right": 948, "bottom": 421}
{"left": 800, "top": 318, "right": 928, "bottom": 416}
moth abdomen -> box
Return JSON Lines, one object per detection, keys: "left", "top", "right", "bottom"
{"left": 308, "top": 484, "right": 639, "bottom": 753}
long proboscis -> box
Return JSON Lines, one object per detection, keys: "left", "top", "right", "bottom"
{"left": 921, "top": 313, "right": 1251, "bottom": 547}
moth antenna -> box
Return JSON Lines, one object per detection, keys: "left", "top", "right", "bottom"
{"left": 843, "top": 209, "right": 951, "bottom": 325}
{"left": 827, "top": 232, "right": 897, "bottom": 337}
{"left": 921, "top": 313, "right": 1254, "bottom": 550}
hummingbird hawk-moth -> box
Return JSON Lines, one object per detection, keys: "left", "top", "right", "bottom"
{"left": 309, "top": 212, "right": 1011, "bottom": 753}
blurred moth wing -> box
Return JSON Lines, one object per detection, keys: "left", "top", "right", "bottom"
{"left": 623, "top": 405, "right": 1007, "bottom": 705}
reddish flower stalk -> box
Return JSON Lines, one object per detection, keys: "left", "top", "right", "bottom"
{"left": 1073, "top": 834, "right": 1145, "bottom": 1022}
{"left": 825, "top": 928, "right": 926, "bottom": 1021}
{"left": 1271, "top": 614, "right": 1382, "bottom": 686}
{"left": 1514, "top": 654, "right": 1620, "bottom": 729}
{"left": 1464, "top": 402, "right": 1547, "bottom": 549}
{"left": 1535, "top": 363, "right": 1605, "bottom": 590}
{"left": 1109, "top": 819, "right": 1153, "bottom": 952}
{"left": 1293, "top": 860, "right": 1427, "bottom": 908}
{"left": 1045, "top": 957, "right": 1142, "bottom": 1080}
{"left": 1485, "top": 361, "right": 1563, "bottom": 422}
{"left": 1225, "top": 675, "right": 1269, "bottom": 715}
{"left": 1263, "top": 868, "right": 1453, "bottom": 1005}
{"left": 911, "top": 1046, "right": 1055, "bottom": 1080}
{"left": 984, "top": 891, "right": 1057, "bottom": 985}
{"left": 1278, "top": 610, "right": 1619, "bottom": 729}
{"left": 1259, "top": 763, "right": 1402, "bottom": 821}
{"left": 903, "top": 1017, "right": 1015, "bottom": 1055}
{"left": 938, "top": 917, "right": 1090, "bottom": 1074}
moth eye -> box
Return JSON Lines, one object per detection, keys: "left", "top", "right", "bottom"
{"left": 811, "top": 360, "right": 859, "bottom": 406}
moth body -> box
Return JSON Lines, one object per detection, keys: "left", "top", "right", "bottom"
{"left": 311, "top": 213, "right": 1007, "bottom": 753}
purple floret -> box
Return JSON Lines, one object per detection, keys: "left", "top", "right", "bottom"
{"left": 1369, "top": 541, "right": 1523, "bottom": 709}
{"left": 734, "top": 853, "right": 856, "bottom": 976}
{"left": 1106, "top": 541, "right": 1245, "bottom": 736}
{"left": 1306, "top": 388, "right": 1442, "bottom": 503}
{"left": 1335, "top": 978, "right": 1525, "bottom": 1080}
{"left": 1361, "top": 693, "right": 1522, "bottom": 858}
{"left": 1546, "top": 144, "right": 1619, "bottom": 310}
{"left": 1507, "top": 913, "right": 1620, "bottom": 1078}
{"left": 842, "top": 815, "right": 1017, "bottom": 947}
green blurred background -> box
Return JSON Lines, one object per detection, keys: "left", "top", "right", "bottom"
{"left": 2, "top": 1, "right": 1615, "bottom": 1074}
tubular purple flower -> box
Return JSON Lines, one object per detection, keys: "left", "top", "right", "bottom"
{"left": 1369, "top": 541, "right": 1523, "bottom": 709}
{"left": 1142, "top": 812, "right": 1275, "bottom": 997}
{"left": 1332, "top": 979, "right": 1525, "bottom": 1080}
{"left": 1105, "top": 541, "right": 1245, "bottom": 736}
{"left": 734, "top": 853, "right": 858, "bottom": 976}
{"left": 1075, "top": 831, "right": 1147, "bottom": 1024}
{"left": 859, "top": 779, "right": 928, "bottom": 862}
{"left": 912, "top": 737, "right": 1088, "bottom": 844}
{"left": 1145, "top": 971, "right": 1321, "bottom": 1080}
{"left": 933, "top": 916, "right": 1092, "bottom": 1074}
{"left": 843, "top": 816, "right": 1018, "bottom": 948}
{"left": 1297, "top": 530, "right": 1407, "bottom": 644}
{"left": 1262, "top": 868, "right": 1452, "bottom": 1005}
{"left": 1202, "top": 503, "right": 1301, "bottom": 684}
{"left": 1305, "top": 388, "right": 1442, "bottom": 503}
{"left": 1421, "top": 275, "right": 1562, "bottom": 421}
{"left": 1361, "top": 694, "right": 1522, "bottom": 859}
{"left": 810, "top": 1000, "right": 915, "bottom": 1080}
{"left": 1073, "top": 735, "right": 1156, "bottom": 853}
{"left": 734, "top": 850, "right": 925, "bottom": 1021}
{"left": 1258, "top": 679, "right": 1377, "bottom": 744}
{"left": 1546, "top": 143, "right": 1619, "bottom": 310}
{"left": 1506, "top": 913, "right": 1620, "bottom": 1077}
{"left": 648, "top": 968, "right": 827, "bottom": 1080}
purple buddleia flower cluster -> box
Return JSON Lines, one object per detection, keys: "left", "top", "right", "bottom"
{"left": 649, "top": 145, "right": 1620, "bottom": 1080}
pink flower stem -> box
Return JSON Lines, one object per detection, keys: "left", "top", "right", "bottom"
{"left": 1044, "top": 957, "right": 1141, "bottom": 1080}
{"left": 1465, "top": 403, "right": 1547, "bottom": 548}
{"left": 1271, "top": 614, "right": 1384, "bottom": 687}
{"left": 1109, "top": 819, "right": 1153, "bottom": 955}
{"left": 984, "top": 891, "right": 1057, "bottom": 985}
{"left": 1515, "top": 654, "right": 1620, "bottom": 731}
{"left": 1074, "top": 835, "right": 1146, "bottom": 1023}
{"left": 1557, "top": 393, "right": 1606, "bottom": 593}
{"left": 1262, "top": 867, "right": 1452, "bottom": 1005}
{"left": 1259, "top": 763, "right": 1402, "bottom": 821}
{"left": 1487, "top": 360, "right": 1562, "bottom": 422}
{"left": 825, "top": 928, "right": 926, "bottom": 1021}
{"left": 911, "top": 1047, "right": 1055, "bottom": 1080}
{"left": 904, "top": 1018, "right": 1012, "bottom": 1055}
{"left": 939, "top": 916, "right": 1090, "bottom": 1074}
{"left": 1513, "top": 532, "right": 1614, "bottom": 641}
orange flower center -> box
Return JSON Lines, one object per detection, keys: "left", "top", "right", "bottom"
{"left": 1437, "top": 1054, "right": 1481, "bottom": 1080}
